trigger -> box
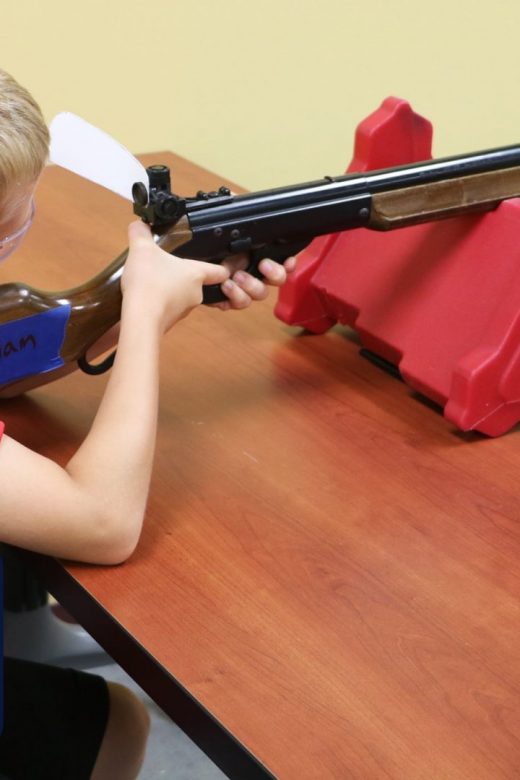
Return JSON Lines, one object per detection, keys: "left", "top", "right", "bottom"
{"left": 229, "top": 237, "right": 253, "bottom": 253}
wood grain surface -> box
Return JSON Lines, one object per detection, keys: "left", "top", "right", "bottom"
{"left": 2, "top": 154, "right": 520, "bottom": 780}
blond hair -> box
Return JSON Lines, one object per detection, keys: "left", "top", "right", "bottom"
{"left": 0, "top": 69, "right": 49, "bottom": 203}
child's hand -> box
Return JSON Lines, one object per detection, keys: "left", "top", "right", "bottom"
{"left": 122, "top": 221, "right": 230, "bottom": 332}
{"left": 216, "top": 255, "right": 297, "bottom": 310}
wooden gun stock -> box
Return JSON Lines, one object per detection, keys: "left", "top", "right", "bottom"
{"left": 369, "top": 166, "right": 520, "bottom": 229}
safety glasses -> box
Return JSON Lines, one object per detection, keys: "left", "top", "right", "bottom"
{"left": 0, "top": 200, "right": 35, "bottom": 261}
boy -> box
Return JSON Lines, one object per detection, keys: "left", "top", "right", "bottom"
{"left": 0, "top": 68, "right": 294, "bottom": 779}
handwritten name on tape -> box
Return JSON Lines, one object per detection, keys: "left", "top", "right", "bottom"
{"left": 0, "top": 305, "right": 71, "bottom": 385}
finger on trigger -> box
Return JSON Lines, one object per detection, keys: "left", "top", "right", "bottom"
{"left": 222, "top": 252, "right": 249, "bottom": 274}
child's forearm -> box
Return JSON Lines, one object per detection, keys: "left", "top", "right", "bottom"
{"left": 65, "top": 301, "right": 163, "bottom": 561}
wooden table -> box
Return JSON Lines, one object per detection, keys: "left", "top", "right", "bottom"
{"left": 2, "top": 153, "right": 520, "bottom": 780}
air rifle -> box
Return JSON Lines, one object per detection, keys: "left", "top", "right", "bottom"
{"left": 1, "top": 143, "right": 520, "bottom": 394}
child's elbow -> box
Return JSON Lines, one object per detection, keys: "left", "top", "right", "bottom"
{"left": 99, "top": 537, "right": 138, "bottom": 566}
{"left": 87, "top": 507, "right": 143, "bottom": 566}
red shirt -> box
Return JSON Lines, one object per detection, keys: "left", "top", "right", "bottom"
{"left": 0, "top": 421, "right": 4, "bottom": 440}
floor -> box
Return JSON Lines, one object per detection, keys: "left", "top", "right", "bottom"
{"left": 4, "top": 605, "right": 227, "bottom": 779}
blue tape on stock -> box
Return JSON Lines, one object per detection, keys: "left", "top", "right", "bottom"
{"left": 0, "top": 305, "right": 71, "bottom": 385}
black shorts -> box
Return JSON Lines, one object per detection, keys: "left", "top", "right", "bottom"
{"left": 0, "top": 657, "right": 109, "bottom": 780}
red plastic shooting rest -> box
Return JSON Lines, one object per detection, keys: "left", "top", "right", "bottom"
{"left": 275, "top": 97, "right": 520, "bottom": 437}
